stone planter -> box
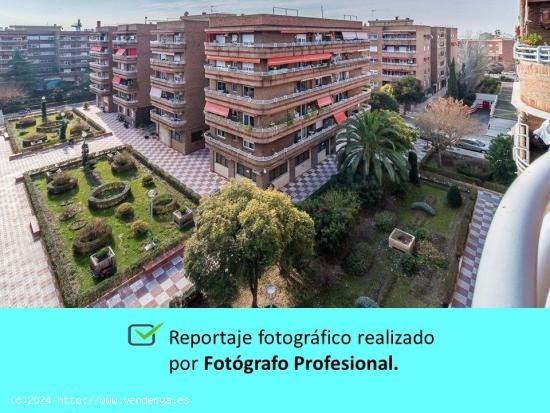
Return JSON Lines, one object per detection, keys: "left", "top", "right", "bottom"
{"left": 89, "top": 246, "right": 116, "bottom": 278}
{"left": 173, "top": 208, "right": 193, "bottom": 228}
{"left": 88, "top": 181, "right": 131, "bottom": 210}
{"left": 153, "top": 194, "right": 177, "bottom": 215}
{"left": 389, "top": 228, "right": 416, "bottom": 254}
{"left": 47, "top": 177, "right": 78, "bottom": 195}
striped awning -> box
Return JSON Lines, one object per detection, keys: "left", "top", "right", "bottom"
{"left": 204, "top": 101, "right": 230, "bottom": 117}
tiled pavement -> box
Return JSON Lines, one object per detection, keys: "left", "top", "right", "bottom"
{"left": 281, "top": 156, "right": 338, "bottom": 203}
{"left": 92, "top": 254, "right": 192, "bottom": 308}
{"left": 451, "top": 190, "right": 502, "bottom": 308}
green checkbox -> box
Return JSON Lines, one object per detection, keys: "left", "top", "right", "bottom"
{"left": 128, "top": 323, "right": 164, "bottom": 346}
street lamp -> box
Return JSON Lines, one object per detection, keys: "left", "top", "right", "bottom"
{"left": 266, "top": 284, "right": 277, "bottom": 308}
{"left": 148, "top": 189, "right": 157, "bottom": 218}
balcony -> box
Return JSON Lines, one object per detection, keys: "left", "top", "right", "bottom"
{"left": 113, "top": 53, "right": 137, "bottom": 63}
{"left": 382, "top": 61, "right": 417, "bottom": 67}
{"left": 89, "top": 37, "right": 109, "bottom": 44}
{"left": 113, "top": 82, "right": 137, "bottom": 92}
{"left": 204, "top": 74, "right": 371, "bottom": 114}
{"left": 150, "top": 76, "right": 186, "bottom": 90}
{"left": 113, "top": 38, "right": 138, "bottom": 46}
{"left": 150, "top": 109, "right": 186, "bottom": 129}
{"left": 90, "top": 73, "right": 111, "bottom": 84}
{"left": 473, "top": 150, "right": 550, "bottom": 307}
{"left": 514, "top": 43, "right": 550, "bottom": 64}
{"left": 90, "top": 49, "right": 110, "bottom": 57}
{"left": 113, "top": 67, "right": 138, "bottom": 77}
{"left": 113, "top": 95, "right": 139, "bottom": 107}
{"left": 204, "top": 39, "right": 370, "bottom": 58}
{"left": 89, "top": 62, "right": 110, "bottom": 70}
{"left": 513, "top": 122, "right": 530, "bottom": 174}
{"left": 150, "top": 40, "right": 185, "bottom": 51}
{"left": 150, "top": 94, "right": 186, "bottom": 110}
{"left": 150, "top": 58, "right": 185, "bottom": 70}
{"left": 204, "top": 90, "right": 371, "bottom": 141}
{"left": 90, "top": 84, "right": 111, "bottom": 95}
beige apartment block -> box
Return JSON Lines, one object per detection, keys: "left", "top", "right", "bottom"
{"left": 202, "top": 14, "right": 372, "bottom": 188}
{"left": 89, "top": 22, "right": 116, "bottom": 112}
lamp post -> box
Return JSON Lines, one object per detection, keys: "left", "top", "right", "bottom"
{"left": 266, "top": 284, "right": 277, "bottom": 308}
{"left": 148, "top": 189, "right": 157, "bottom": 218}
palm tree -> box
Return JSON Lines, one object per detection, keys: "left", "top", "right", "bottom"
{"left": 336, "top": 111, "right": 410, "bottom": 184}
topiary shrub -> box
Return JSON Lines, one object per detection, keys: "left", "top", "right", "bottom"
{"left": 343, "top": 242, "right": 374, "bottom": 277}
{"left": 408, "top": 151, "right": 420, "bottom": 185}
{"left": 47, "top": 171, "right": 78, "bottom": 194}
{"left": 374, "top": 211, "right": 397, "bottom": 232}
{"left": 417, "top": 240, "right": 448, "bottom": 269}
{"left": 110, "top": 151, "right": 136, "bottom": 173}
{"left": 413, "top": 228, "right": 428, "bottom": 241}
{"left": 115, "top": 202, "right": 134, "bottom": 220}
{"left": 131, "top": 220, "right": 149, "bottom": 238}
{"left": 72, "top": 218, "right": 112, "bottom": 254}
{"left": 355, "top": 296, "right": 379, "bottom": 308}
{"left": 142, "top": 173, "right": 154, "bottom": 187}
{"left": 447, "top": 185, "right": 463, "bottom": 208}
{"left": 153, "top": 193, "right": 177, "bottom": 215}
{"left": 400, "top": 253, "right": 418, "bottom": 275}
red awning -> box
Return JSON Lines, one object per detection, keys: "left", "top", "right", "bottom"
{"left": 90, "top": 46, "right": 102, "bottom": 52}
{"left": 115, "top": 48, "right": 126, "bottom": 56}
{"left": 334, "top": 112, "right": 347, "bottom": 124}
{"left": 317, "top": 95, "right": 333, "bottom": 108}
{"left": 207, "top": 55, "right": 260, "bottom": 64}
{"left": 204, "top": 101, "right": 230, "bottom": 117}
{"left": 267, "top": 53, "right": 332, "bottom": 66}
{"left": 127, "top": 48, "right": 137, "bottom": 56}
{"left": 112, "top": 76, "right": 121, "bottom": 85}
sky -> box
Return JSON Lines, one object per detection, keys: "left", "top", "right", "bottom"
{"left": 0, "top": 0, "right": 518, "bottom": 36}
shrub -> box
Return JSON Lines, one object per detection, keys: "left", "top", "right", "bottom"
{"left": 83, "top": 102, "right": 90, "bottom": 110}
{"left": 520, "top": 33, "right": 543, "bottom": 47}
{"left": 374, "top": 211, "right": 397, "bottom": 232}
{"left": 400, "top": 253, "right": 418, "bottom": 275}
{"left": 447, "top": 185, "right": 463, "bottom": 208}
{"left": 301, "top": 189, "right": 360, "bottom": 255}
{"left": 455, "top": 161, "right": 490, "bottom": 180}
{"left": 485, "top": 135, "right": 516, "bottom": 185}
{"left": 51, "top": 171, "right": 72, "bottom": 186}
{"left": 111, "top": 151, "right": 136, "bottom": 173}
{"left": 369, "top": 91, "right": 399, "bottom": 112}
{"left": 142, "top": 174, "right": 154, "bottom": 187}
{"left": 131, "top": 220, "right": 149, "bottom": 237}
{"left": 115, "top": 202, "right": 134, "bottom": 220}
{"left": 417, "top": 240, "right": 447, "bottom": 269}
{"left": 413, "top": 228, "right": 428, "bottom": 241}
{"left": 408, "top": 151, "right": 419, "bottom": 185}
{"left": 153, "top": 193, "right": 177, "bottom": 215}
{"left": 343, "top": 242, "right": 374, "bottom": 277}
{"left": 16, "top": 117, "right": 36, "bottom": 128}
{"left": 73, "top": 218, "right": 112, "bottom": 254}
{"left": 352, "top": 177, "right": 384, "bottom": 205}
{"left": 355, "top": 296, "right": 379, "bottom": 308}
{"left": 94, "top": 247, "right": 110, "bottom": 261}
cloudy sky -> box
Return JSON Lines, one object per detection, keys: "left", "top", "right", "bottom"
{"left": 0, "top": 0, "right": 517, "bottom": 35}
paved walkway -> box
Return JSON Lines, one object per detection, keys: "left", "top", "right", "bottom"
{"left": 451, "top": 190, "right": 502, "bottom": 308}
{"left": 281, "top": 156, "right": 338, "bottom": 203}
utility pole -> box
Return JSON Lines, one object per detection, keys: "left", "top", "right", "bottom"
{"left": 321, "top": 5, "right": 324, "bottom": 18}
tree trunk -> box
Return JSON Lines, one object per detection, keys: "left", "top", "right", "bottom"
{"left": 250, "top": 269, "right": 258, "bottom": 308}
{"left": 437, "top": 150, "right": 443, "bottom": 168}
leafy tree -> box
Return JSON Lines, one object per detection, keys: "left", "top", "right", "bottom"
{"left": 336, "top": 110, "right": 412, "bottom": 184}
{"left": 184, "top": 179, "right": 314, "bottom": 307}
{"left": 392, "top": 76, "right": 425, "bottom": 113}
{"left": 414, "top": 98, "right": 482, "bottom": 167}
{"left": 448, "top": 59, "right": 459, "bottom": 99}
{"left": 476, "top": 76, "right": 500, "bottom": 94}
{"left": 2, "top": 49, "right": 36, "bottom": 92}
{"left": 485, "top": 134, "right": 517, "bottom": 184}
{"left": 369, "top": 91, "right": 399, "bottom": 112}
{"left": 408, "top": 151, "right": 420, "bottom": 185}
{"left": 380, "top": 83, "right": 395, "bottom": 96}
{"left": 302, "top": 189, "right": 359, "bottom": 255}
{"left": 0, "top": 83, "right": 24, "bottom": 109}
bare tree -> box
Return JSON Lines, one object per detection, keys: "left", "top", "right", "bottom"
{"left": 415, "top": 98, "right": 484, "bottom": 167}
{"left": 0, "top": 83, "right": 24, "bottom": 106}
{"left": 458, "top": 40, "right": 489, "bottom": 94}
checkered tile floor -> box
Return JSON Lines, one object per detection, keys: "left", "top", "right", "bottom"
{"left": 92, "top": 254, "right": 192, "bottom": 308}
{"left": 281, "top": 156, "right": 338, "bottom": 203}
{"left": 452, "top": 190, "right": 502, "bottom": 308}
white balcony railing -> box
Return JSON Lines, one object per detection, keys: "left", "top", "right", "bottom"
{"left": 513, "top": 122, "right": 530, "bottom": 174}
{"left": 473, "top": 150, "right": 550, "bottom": 308}
{"left": 514, "top": 43, "right": 550, "bottom": 64}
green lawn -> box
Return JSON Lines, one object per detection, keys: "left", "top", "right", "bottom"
{"left": 8, "top": 111, "right": 103, "bottom": 153}
{"left": 33, "top": 157, "right": 195, "bottom": 296}
{"left": 304, "top": 183, "right": 471, "bottom": 308}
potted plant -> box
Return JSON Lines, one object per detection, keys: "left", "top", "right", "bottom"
{"left": 173, "top": 207, "right": 193, "bottom": 228}
{"left": 89, "top": 246, "right": 116, "bottom": 278}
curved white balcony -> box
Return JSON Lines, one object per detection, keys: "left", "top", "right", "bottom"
{"left": 513, "top": 122, "right": 530, "bottom": 174}
{"left": 514, "top": 43, "right": 550, "bottom": 64}
{"left": 473, "top": 150, "right": 550, "bottom": 307}
{"left": 205, "top": 39, "right": 369, "bottom": 49}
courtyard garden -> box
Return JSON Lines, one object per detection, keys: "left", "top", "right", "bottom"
{"left": 7, "top": 108, "right": 104, "bottom": 154}
{"left": 25, "top": 147, "right": 197, "bottom": 307}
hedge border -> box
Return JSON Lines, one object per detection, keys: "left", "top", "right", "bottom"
{"left": 23, "top": 144, "right": 198, "bottom": 307}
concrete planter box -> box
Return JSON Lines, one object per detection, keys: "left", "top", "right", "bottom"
{"left": 173, "top": 208, "right": 193, "bottom": 228}
{"left": 90, "top": 246, "right": 116, "bottom": 278}
{"left": 389, "top": 228, "right": 416, "bottom": 254}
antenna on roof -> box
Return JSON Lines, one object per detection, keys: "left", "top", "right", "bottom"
{"left": 273, "top": 7, "right": 298, "bottom": 16}
{"left": 321, "top": 5, "right": 324, "bottom": 18}
{"left": 371, "top": 9, "right": 376, "bottom": 20}
{"left": 71, "top": 18, "right": 82, "bottom": 31}
{"left": 344, "top": 15, "right": 358, "bottom": 21}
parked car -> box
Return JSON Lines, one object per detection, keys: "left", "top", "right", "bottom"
{"left": 456, "top": 138, "right": 489, "bottom": 154}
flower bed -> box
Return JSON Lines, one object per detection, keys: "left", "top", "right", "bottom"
{"left": 36, "top": 120, "right": 63, "bottom": 133}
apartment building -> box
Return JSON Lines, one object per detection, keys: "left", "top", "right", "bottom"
{"left": 0, "top": 25, "right": 92, "bottom": 83}
{"left": 150, "top": 15, "right": 210, "bottom": 154}
{"left": 202, "top": 14, "right": 372, "bottom": 188}
{"left": 111, "top": 23, "right": 156, "bottom": 127}
{"left": 366, "top": 18, "right": 458, "bottom": 93}
{"left": 512, "top": 0, "right": 550, "bottom": 173}
{"left": 462, "top": 37, "right": 515, "bottom": 72}
{"left": 89, "top": 22, "right": 116, "bottom": 111}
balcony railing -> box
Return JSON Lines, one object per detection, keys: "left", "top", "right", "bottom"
{"left": 151, "top": 40, "right": 185, "bottom": 48}
{"left": 90, "top": 73, "right": 111, "bottom": 83}
{"left": 113, "top": 95, "right": 138, "bottom": 105}
{"left": 150, "top": 94, "right": 186, "bottom": 109}
{"left": 113, "top": 67, "right": 137, "bottom": 76}
{"left": 113, "top": 54, "right": 137, "bottom": 62}
{"left": 204, "top": 56, "right": 371, "bottom": 78}
{"left": 113, "top": 83, "right": 137, "bottom": 92}
{"left": 90, "top": 50, "right": 110, "bottom": 57}
{"left": 514, "top": 43, "right": 550, "bottom": 64}
{"left": 150, "top": 109, "right": 186, "bottom": 128}
{"left": 89, "top": 62, "right": 110, "bottom": 70}
{"left": 150, "top": 58, "right": 185, "bottom": 68}
{"left": 382, "top": 50, "right": 416, "bottom": 55}
{"left": 205, "top": 39, "right": 369, "bottom": 49}
{"left": 90, "top": 84, "right": 111, "bottom": 95}
{"left": 473, "top": 150, "right": 550, "bottom": 308}
{"left": 513, "top": 122, "right": 530, "bottom": 174}
{"left": 205, "top": 74, "right": 371, "bottom": 106}
{"left": 113, "top": 39, "right": 138, "bottom": 45}
{"left": 150, "top": 76, "right": 185, "bottom": 87}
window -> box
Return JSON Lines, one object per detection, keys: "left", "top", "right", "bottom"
{"left": 214, "top": 128, "right": 226, "bottom": 139}
{"left": 269, "top": 163, "right": 288, "bottom": 181}
{"left": 243, "top": 86, "right": 254, "bottom": 98}
{"left": 237, "top": 163, "right": 257, "bottom": 181}
{"left": 191, "top": 131, "right": 204, "bottom": 142}
{"left": 215, "top": 152, "right": 228, "bottom": 167}
{"left": 242, "top": 34, "right": 254, "bottom": 44}
{"left": 242, "top": 63, "right": 254, "bottom": 72}
{"left": 243, "top": 114, "right": 254, "bottom": 127}
{"left": 295, "top": 150, "right": 310, "bottom": 165}
{"left": 318, "top": 140, "right": 329, "bottom": 153}
{"left": 172, "top": 131, "right": 183, "bottom": 142}
{"left": 243, "top": 139, "right": 255, "bottom": 151}
{"left": 217, "top": 81, "right": 227, "bottom": 93}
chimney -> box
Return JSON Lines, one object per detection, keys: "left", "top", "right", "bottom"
{"left": 184, "top": 11, "right": 189, "bottom": 16}
{"left": 395, "top": 16, "right": 399, "bottom": 20}
{"left": 96, "top": 21, "right": 101, "bottom": 28}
